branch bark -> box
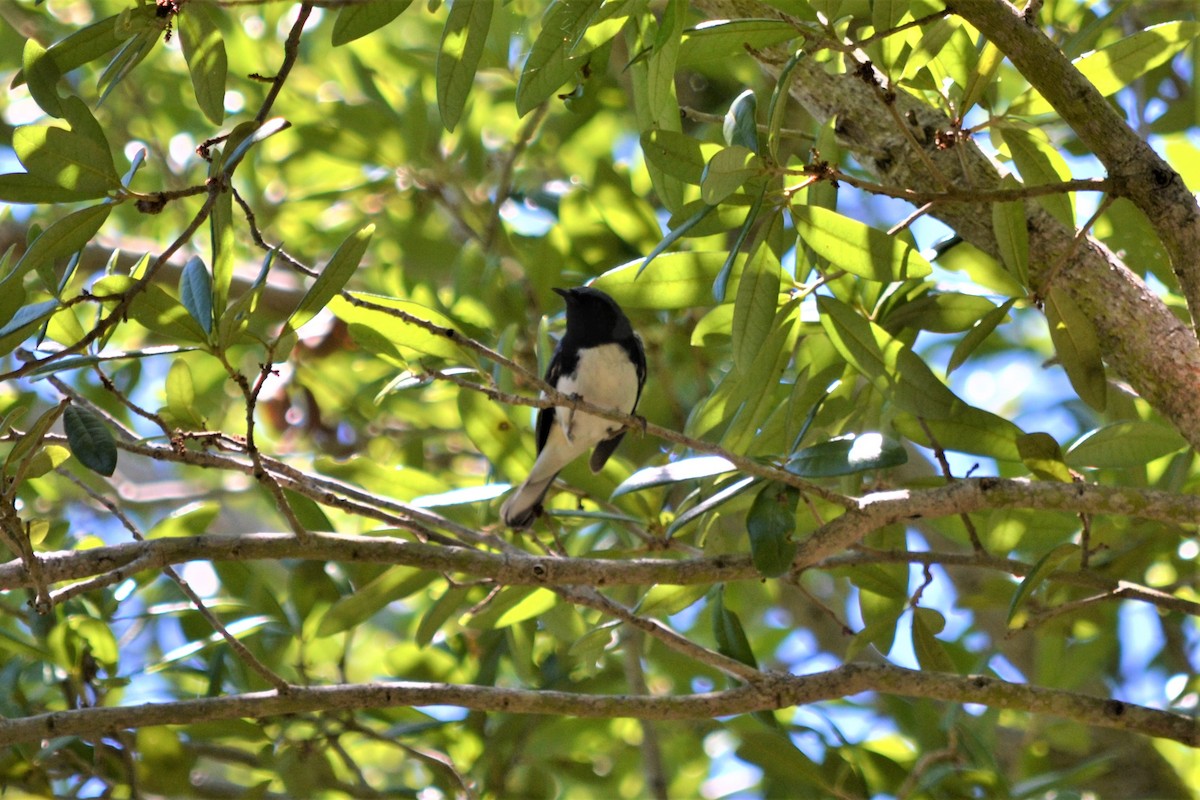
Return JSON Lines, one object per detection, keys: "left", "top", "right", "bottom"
{"left": 0, "top": 664, "right": 1192, "bottom": 748}
{"left": 695, "top": 0, "right": 1200, "bottom": 449}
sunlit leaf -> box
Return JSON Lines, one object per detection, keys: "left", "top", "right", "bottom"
{"left": 794, "top": 206, "right": 933, "bottom": 282}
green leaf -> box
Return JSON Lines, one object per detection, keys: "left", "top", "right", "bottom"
{"left": 179, "top": 256, "right": 214, "bottom": 336}
{"left": 288, "top": 225, "right": 374, "bottom": 331}
{"left": 328, "top": 292, "right": 476, "bottom": 365}
{"left": 947, "top": 298, "right": 1017, "bottom": 374}
{"left": 911, "top": 608, "right": 956, "bottom": 672}
{"left": 1017, "top": 432, "right": 1073, "bottom": 482}
{"left": 12, "top": 110, "right": 120, "bottom": 196}
{"left": 147, "top": 501, "right": 220, "bottom": 539}
{"left": 0, "top": 173, "right": 102, "bottom": 204}
{"left": 23, "top": 39, "right": 64, "bottom": 118}
{"left": 677, "top": 19, "right": 796, "bottom": 68}
{"left": 0, "top": 299, "right": 60, "bottom": 340}
{"left": 332, "top": 0, "right": 414, "bottom": 46}
{"left": 596, "top": 251, "right": 785, "bottom": 310}
{"left": 787, "top": 433, "right": 907, "bottom": 478}
{"left": 723, "top": 89, "right": 759, "bottom": 151}
{"left": 700, "top": 145, "right": 760, "bottom": 205}
{"left": 995, "top": 126, "right": 1075, "bottom": 227}
{"left": 731, "top": 242, "right": 780, "bottom": 373}
{"left": 893, "top": 408, "right": 1024, "bottom": 462}
{"left": 637, "top": 203, "right": 714, "bottom": 276}
{"left": 794, "top": 206, "right": 933, "bottom": 282}
{"left": 63, "top": 405, "right": 118, "bottom": 477}
{"left": 98, "top": 27, "right": 158, "bottom": 103}
{"left": 1018, "top": 22, "right": 1200, "bottom": 115}
{"left": 639, "top": 130, "right": 718, "bottom": 184}
{"left": 494, "top": 588, "right": 557, "bottom": 628}
{"left": 885, "top": 292, "right": 1000, "bottom": 334}
{"left": 437, "top": 0, "right": 494, "bottom": 132}
{"left": 178, "top": 2, "right": 228, "bottom": 125}
{"left": 712, "top": 586, "right": 758, "bottom": 669}
{"left": 165, "top": 359, "right": 206, "bottom": 429}
{"left": 3, "top": 400, "right": 67, "bottom": 480}
{"left": 992, "top": 192, "right": 1030, "bottom": 286}
{"left": 817, "top": 295, "right": 959, "bottom": 418}
{"left": 317, "top": 568, "right": 434, "bottom": 637}
{"left": 746, "top": 483, "right": 798, "bottom": 578}
{"left": 1066, "top": 421, "right": 1188, "bottom": 469}
{"left": 93, "top": 275, "right": 211, "bottom": 343}
{"left": 611, "top": 456, "right": 735, "bottom": 498}
{"left": 714, "top": 186, "right": 767, "bottom": 302}
{"left": 416, "top": 585, "right": 471, "bottom": 647}
{"left": 1044, "top": 287, "right": 1107, "bottom": 411}
{"left": 516, "top": 0, "right": 604, "bottom": 116}
{"left": 1007, "top": 544, "right": 1079, "bottom": 626}
{"left": 4, "top": 204, "right": 111, "bottom": 290}
{"left": 22, "top": 445, "right": 72, "bottom": 481}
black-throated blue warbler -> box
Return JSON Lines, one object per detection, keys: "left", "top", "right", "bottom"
{"left": 500, "top": 286, "right": 647, "bottom": 529}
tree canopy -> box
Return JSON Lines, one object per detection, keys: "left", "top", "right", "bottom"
{"left": 0, "top": 0, "right": 1198, "bottom": 797}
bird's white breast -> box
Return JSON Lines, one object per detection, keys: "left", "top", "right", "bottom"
{"left": 556, "top": 343, "right": 640, "bottom": 443}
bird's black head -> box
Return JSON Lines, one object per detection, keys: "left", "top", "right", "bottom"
{"left": 553, "top": 286, "right": 634, "bottom": 344}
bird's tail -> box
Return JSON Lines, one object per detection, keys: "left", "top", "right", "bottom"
{"left": 500, "top": 469, "right": 560, "bottom": 529}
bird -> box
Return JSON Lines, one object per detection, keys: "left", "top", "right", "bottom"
{"left": 500, "top": 286, "right": 647, "bottom": 529}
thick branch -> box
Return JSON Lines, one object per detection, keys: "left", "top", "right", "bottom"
{"left": 695, "top": 0, "right": 1200, "bottom": 450}
{"left": 0, "top": 664, "right": 1192, "bottom": 748}
{"left": 945, "top": 0, "right": 1200, "bottom": 326}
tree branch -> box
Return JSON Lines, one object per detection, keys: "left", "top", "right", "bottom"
{"left": 0, "top": 664, "right": 1192, "bottom": 748}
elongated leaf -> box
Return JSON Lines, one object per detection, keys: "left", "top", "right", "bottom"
{"left": 612, "top": 455, "right": 735, "bottom": 498}
{"left": 677, "top": 19, "right": 796, "bottom": 67}
{"left": 328, "top": 291, "right": 476, "bottom": 365}
{"left": 665, "top": 476, "right": 755, "bottom": 538}
{"left": 885, "top": 292, "right": 999, "bottom": 334}
{"left": 794, "top": 206, "right": 932, "bottom": 282}
{"left": 224, "top": 117, "right": 290, "bottom": 171}
{"left": 1066, "top": 421, "right": 1188, "bottom": 469}
{"left": 5, "top": 204, "right": 111, "bottom": 290}
{"left": 63, "top": 405, "right": 118, "bottom": 476}
{"left": 93, "top": 275, "right": 211, "bottom": 343}
{"left": 1045, "top": 287, "right": 1106, "bottom": 411}
{"left": 0, "top": 300, "right": 59, "bottom": 340}
{"left": 437, "top": 0, "right": 494, "bottom": 132}
{"left": 332, "top": 0, "right": 414, "bottom": 46}
{"left": 893, "top": 409, "right": 1023, "bottom": 462}
{"left": 714, "top": 185, "right": 767, "bottom": 302}
{"left": 1018, "top": 22, "right": 1200, "bottom": 115}
{"left": 992, "top": 192, "right": 1030, "bottom": 286}
{"left": 712, "top": 586, "right": 758, "bottom": 669}
{"left": 4, "top": 400, "right": 67, "bottom": 480}
{"left": 598, "top": 251, "right": 787, "bottom": 310}
{"left": 288, "top": 225, "right": 375, "bottom": 331}
{"left": 516, "top": 0, "right": 603, "bottom": 116}
{"left": 947, "top": 298, "right": 1017, "bottom": 374}
{"left": 317, "top": 568, "right": 434, "bottom": 637}
{"left": 996, "top": 126, "right": 1074, "bottom": 227}
{"left": 730, "top": 240, "right": 781, "bottom": 375}
{"left": 165, "top": 359, "right": 206, "bottom": 429}
{"left": 0, "top": 173, "right": 101, "bottom": 204}
{"left": 178, "top": 3, "right": 228, "bottom": 124}
{"left": 98, "top": 27, "right": 158, "bottom": 103}
{"left": 787, "top": 433, "right": 907, "bottom": 478}
{"left": 1007, "top": 543, "right": 1079, "bottom": 625}
{"left": 416, "top": 585, "right": 471, "bottom": 647}
{"left": 179, "top": 256, "right": 214, "bottom": 336}
{"left": 638, "top": 203, "right": 714, "bottom": 275}
{"left": 12, "top": 14, "right": 130, "bottom": 88}
{"left": 817, "top": 295, "right": 959, "bottom": 418}
{"left": 747, "top": 483, "right": 798, "bottom": 578}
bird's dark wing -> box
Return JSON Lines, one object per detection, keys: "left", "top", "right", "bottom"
{"left": 535, "top": 344, "right": 565, "bottom": 454}
{"left": 589, "top": 431, "right": 626, "bottom": 472}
